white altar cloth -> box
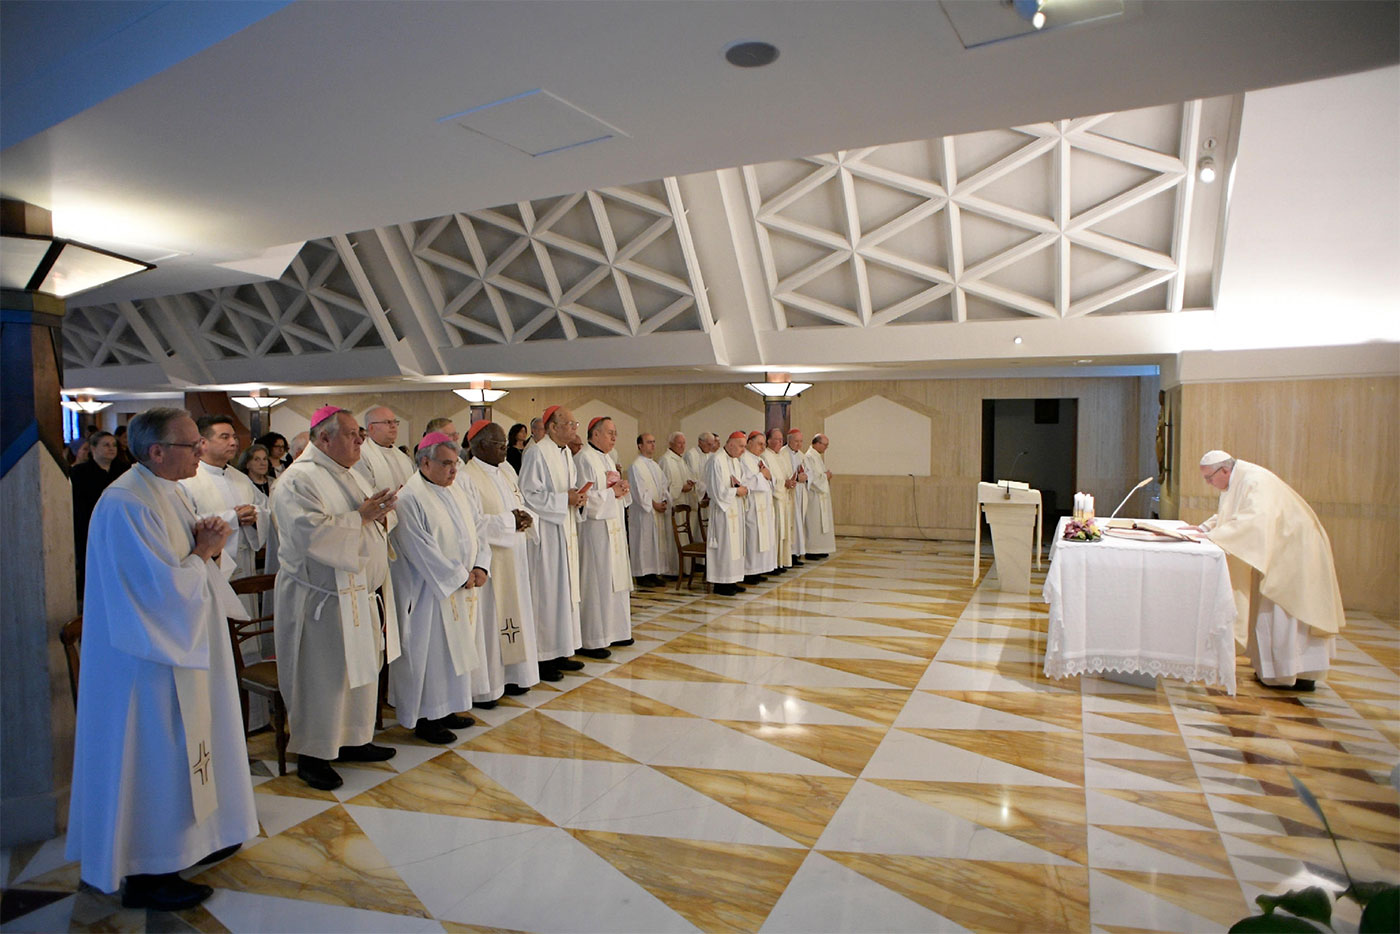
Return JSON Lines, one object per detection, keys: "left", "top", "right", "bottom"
{"left": 1043, "top": 517, "right": 1238, "bottom": 694}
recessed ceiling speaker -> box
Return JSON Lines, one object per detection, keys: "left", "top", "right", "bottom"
{"left": 724, "top": 40, "right": 779, "bottom": 68}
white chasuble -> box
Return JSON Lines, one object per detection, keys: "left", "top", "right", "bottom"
{"left": 787, "top": 445, "right": 809, "bottom": 555}
{"left": 387, "top": 472, "right": 490, "bottom": 725}
{"left": 803, "top": 448, "right": 836, "bottom": 553}
{"left": 702, "top": 453, "right": 746, "bottom": 585}
{"left": 180, "top": 460, "right": 268, "bottom": 579}
{"left": 740, "top": 450, "right": 775, "bottom": 560}
{"left": 68, "top": 464, "right": 256, "bottom": 893}
{"left": 519, "top": 441, "right": 584, "bottom": 659}
{"left": 575, "top": 445, "right": 633, "bottom": 648}
{"left": 465, "top": 459, "right": 538, "bottom": 681}
{"left": 270, "top": 446, "right": 399, "bottom": 760}
{"left": 762, "top": 447, "right": 796, "bottom": 567}
{"left": 627, "top": 454, "right": 676, "bottom": 577}
{"left": 660, "top": 448, "right": 700, "bottom": 515}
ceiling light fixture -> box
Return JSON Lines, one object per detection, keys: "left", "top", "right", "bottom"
{"left": 454, "top": 379, "right": 508, "bottom": 404}
{"left": 1013, "top": 336, "right": 1024, "bottom": 345}
{"left": 1197, "top": 157, "right": 1217, "bottom": 184}
{"left": 1010, "top": 0, "right": 1047, "bottom": 30}
{"left": 744, "top": 373, "right": 812, "bottom": 400}
{"left": 61, "top": 395, "right": 112, "bottom": 414}
{"left": 231, "top": 391, "right": 287, "bottom": 411}
{"left": 2, "top": 200, "right": 154, "bottom": 298}
{"left": 724, "top": 40, "right": 779, "bottom": 68}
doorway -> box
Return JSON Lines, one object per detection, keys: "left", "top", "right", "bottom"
{"left": 981, "top": 398, "right": 1078, "bottom": 533}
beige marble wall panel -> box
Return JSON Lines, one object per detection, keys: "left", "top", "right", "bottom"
{"left": 1176, "top": 376, "right": 1399, "bottom": 616}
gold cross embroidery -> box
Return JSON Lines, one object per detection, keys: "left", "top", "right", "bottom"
{"left": 193, "top": 741, "right": 211, "bottom": 785}
{"left": 501, "top": 617, "right": 520, "bottom": 643}
{"left": 340, "top": 574, "right": 368, "bottom": 627}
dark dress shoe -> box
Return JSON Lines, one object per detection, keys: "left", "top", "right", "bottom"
{"left": 743, "top": 574, "right": 761, "bottom": 584}
{"left": 439, "top": 713, "right": 476, "bottom": 728}
{"left": 296, "top": 755, "right": 344, "bottom": 790}
{"left": 577, "top": 647, "right": 611, "bottom": 659}
{"left": 791, "top": 558, "right": 805, "bottom": 566}
{"left": 555, "top": 657, "right": 585, "bottom": 671}
{"left": 474, "top": 699, "right": 499, "bottom": 709}
{"left": 1254, "top": 673, "right": 1317, "bottom": 692}
{"left": 504, "top": 683, "right": 530, "bottom": 695}
{"left": 714, "top": 583, "right": 739, "bottom": 596}
{"left": 122, "top": 873, "right": 213, "bottom": 911}
{"left": 414, "top": 720, "right": 456, "bottom": 744}
{"left": 335, "top": 742, "right": 397, "bottom": 762}
{"left": 611, "top": 638, "right": 635, "bottom": 647}
{"left": 539, "top": 664, "right": 564, "bottom": 682}
{"left": 196, "top": 843, "right": 241, "bottom": 866}
{"left": 805, "top": 553, "right": 828, "bottom": 560}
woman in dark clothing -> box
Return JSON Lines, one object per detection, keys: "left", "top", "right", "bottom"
{"left": 235, "top": 443, "right": 275, "bottom": 497}
{"left": 255, "top": 431, "right": 290, "bottom": 474}
{"left": 506, "top": 422, "right": 528, "bottom": 473}
{"left": 71, "top": 431, "right": 129, "bottom": 592}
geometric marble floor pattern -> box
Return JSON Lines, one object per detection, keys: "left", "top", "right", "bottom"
{"left": 5, "top": 537, "right": 1398, "bottom": 933}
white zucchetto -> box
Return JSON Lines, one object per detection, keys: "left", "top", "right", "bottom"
{"left": 1199, "top": 450, "right": 1233, "bottom": 467}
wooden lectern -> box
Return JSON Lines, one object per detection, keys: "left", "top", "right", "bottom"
{"left": 973, "top": 481, "right": 1043, "bottom": 592}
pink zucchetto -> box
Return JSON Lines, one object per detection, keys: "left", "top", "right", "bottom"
{"left": 418, "top": 431, "right": 455, "bottom": 451}
{"left": 310, "top": 405, "right": 345, "bottom": 430}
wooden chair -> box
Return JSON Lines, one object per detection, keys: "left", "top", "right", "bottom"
{"left": 670, "top": 505, "right": 708, "bottom": 591}
{"left": 697, "top": 500, "right": 709, "bottom": 544}
{"left": 228, "top": 573, "right": 289, "bottom": 776}
{"left": 60, "top": 616, "right": 82, "bottom": 706}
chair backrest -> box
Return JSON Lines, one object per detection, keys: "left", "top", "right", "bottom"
{"left": 227, "top": 573, "right": 277, "bottom": 676}
{"left": 60, "top": 615, "right": 82, "bottom": 706}
{"left": 697, "top": 501, "right": 709, "bottom": 543}
{"left": 671, "top": 504, "right": 695, "bottom": 550}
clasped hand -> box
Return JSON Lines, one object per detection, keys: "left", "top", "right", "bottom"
{"left": 192, "top": 517, "right": 232, "bottom": 561}
{"left": 358, "top": 488, "right": 398, "bottom": 525}
{"left": 463, "top": 567, "right": 488, "bottom": 588}
{"left": 513, "top": 508, "right": 534, "bottom": 532}
{"left": 234, "top": 504, "right": 259, "bottom": 526}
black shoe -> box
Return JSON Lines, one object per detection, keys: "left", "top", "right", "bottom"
{"left": 196, "top": 843, "right": 241, "bottom": 866}
{"left": 805, "top": 553, "right": 828, "bottom": 560}
{"left": 539, "top": 663, "right": 564, "bottom": 682}
{"left": 577, "top": 647, "right": 611, "bottom": 659}
{"left": 611, "top": 638, "right": 635, "bottom": 647}
{"left": 743, "top": 575, "right": 761, "bottom": 584}
{"left": 660, "top": 574, "right": 678, "bottom": 581}
{"left": 555, "top": 657, "right": 585, "bottom": 671}
{"left": 122, "top": 873, "right": 213, "bottom": 911}
{"left": 474, "top": 699, "right": 499, "bottom": 709}
{"left": 1253, "top": 673, "right": 1318, "bottom": 692}
{"left": 335, "top": 742, "right": 397, "bottom": 762}
{"left": 771, "top": 566, "right": 787, "bottom": 575}
{"left": 504, "top": 683, "right": 530, "bottom": 696}
{"left": 714, "top": 583, "right": 740, "bottom": 596}
{"left": 414, "top": 719, "right": 456, "bottom": 744}
{"left": 791, "top": 558, "right": 805, "bottom": 566}
{"left": 296, "top": 755, "right": 344, "bottom": 790}
{"left": 439, "top": 713, "right": 476, "bottom": 728}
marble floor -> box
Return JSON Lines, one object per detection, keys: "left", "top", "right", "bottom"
{"left": 4, "top": 538, "right": 1399, "bottom": 933}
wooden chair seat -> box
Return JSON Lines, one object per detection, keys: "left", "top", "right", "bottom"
{"left": 239, "top": 660, "right": 280, "bottom": 693}
{"left": 670, "top": 505, "right": 708, "bottom": 592}
{"left": 228, "top": 573, "right": 290, "bottom": 776}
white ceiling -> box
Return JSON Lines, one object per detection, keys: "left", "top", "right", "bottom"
{"left": 3, "top": 0, "right": 1398, "bottom": 394}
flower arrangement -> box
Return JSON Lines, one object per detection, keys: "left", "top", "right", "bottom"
{"left": 1063, "top": 518, "right": 1102, "bottom": 541}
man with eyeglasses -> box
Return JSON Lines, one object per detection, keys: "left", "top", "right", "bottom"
{"left": 356, "top": 405, "right": 414, "bottom": 495}
{"left": 1194, "top": 450, "right": 1344, "bottom": 691}
{"left": 68, "top": 407, "right": 256, "bottom": 910}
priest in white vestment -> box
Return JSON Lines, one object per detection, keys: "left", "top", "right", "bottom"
{"left": 763, "top": 428, "right": 798, "bottom": 571}
{"left": 270, "top": 407, "right": 402, "bottom": 790}
{"left": 180, "top": 415, "right": 269, "bottom": 583}
{"left": 388, "top": 433, "right": 490, "bottom": 743}
{"left": 704, "top": 431, "right": 750, "bottom": 596}
{"left": 685, "top": 432, "right": 718, "bottom": 506}
{"left": 803, "top": 433, "right": 836, "bottom": 558}
{"left": 519, "top": 406, "right": 589, "bottom": 680}
{"left": 740, "top": 430, "right": 777, "bottom": 582}
{"left": 575, "top": 417, "right": 634, "bottom": 652}
{"left": 464, "top": 421, "right": 541, "bottom": 703}
{"left": 660, "top": 431, "right": 700, "bottom": 525}
{"left": 628, "top": 432, "right": 676, "bottom": 586}
{"left": 68, "top": 408, "right": 256, "bottom": 909}
{"left": 355, "top": 405, "right": 414, "bottom": 495}
{"left": 786, "top": 429, "right": 810, "bottom": 564}
{"left": 1195, "top": 450, "right": 1345, "bottom": 689}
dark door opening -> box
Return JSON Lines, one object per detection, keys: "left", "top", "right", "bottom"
{"left": 981, "top": 398, "right": 1078, "bottom": 536}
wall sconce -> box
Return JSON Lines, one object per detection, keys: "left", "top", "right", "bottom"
{"left": 61, "top": 395, "right": 112, "bottom": 414}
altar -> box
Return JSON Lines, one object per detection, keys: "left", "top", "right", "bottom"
{"left": 1042, "top": 517, "right": 1238, "bottom": 694}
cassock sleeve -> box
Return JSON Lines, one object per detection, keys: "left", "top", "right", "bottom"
{"left": 519, "top": 447, "right": 572, "bottom": 526}
{"left": 806, "top": 455, "right": 830, "bottom": 494}
{"left": 628, "top": 462, "right": 654, "bottom": 509}
{"left": 272, "top": 471, "right": 364, "bottom": 572}
{"left": 579, "top": 453, "right": 613, "bottom": 519}
{"left": 88, "top": 491, "right": 216, "bottom": 669}
{"left": 390, "top": 495, "right": 472, "bottom": 599}
{"left": 704, "top": 457, "right": 739, "bottom": 514}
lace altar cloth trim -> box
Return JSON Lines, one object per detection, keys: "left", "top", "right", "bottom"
{"left": 1044, "top": 654, "right": 1235, "bottom": 694}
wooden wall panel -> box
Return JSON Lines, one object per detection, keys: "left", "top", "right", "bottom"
{"left": 1175, "top": 376, "right": 1399, "bottom": 616}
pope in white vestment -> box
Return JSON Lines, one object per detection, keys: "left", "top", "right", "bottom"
{"left": 271, "top": 408, "right": 401, "bottom": 787}
{"left": 575, "top": 418, "right": 634, "bottom": 649}
{"left": 740, "top": 432, "right": 777, "bottom": 577}
{"left": 519, "top": 406, "right": 587, "bottom": 672}
{"left": 1196, "top": 451, "right": 1345, "bottom": 687}
{"left": 628, "top": 434, "right": 677, "bottom": 579}
{"left": 786, "top": 431, "right": 810, "bottom": 560}
{"left": 762, "top": 429, "right": 797, "bottom": 569}
{"left": 464, "top": 422, "right": 542, "bottom": 701}
{"left": 704, "top": 432, "right": 749, "bottom": 592}
{"left": 388, "top": 435, "right": 491, "bottom": 740}
{"left": 68, "top": 410, "right": 257, "bottom": 902}
{"left": 803, "top": 434, "right": 836, "bottom": 557}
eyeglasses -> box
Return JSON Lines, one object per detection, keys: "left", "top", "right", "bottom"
{"left": 480, "top": 439, "right": 509, "bottom": 449}
{"left": 1204, "top": 465, "right": 1227, "bottom": 480}
{"left": 562, "top": 421, "right": 580, "bottom": 429}
{"left": 370, "top": 419, "right": 401, "bottom": 426}
{"left": 161, "top": 440, "right": 203, "bottom": 450}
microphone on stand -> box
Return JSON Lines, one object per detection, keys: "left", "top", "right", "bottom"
{"left": 1108, "top": 477, "right": 1154, "bottom": 520}
{"left": 1002, "top": 450, "right": 1029, "bottom": 499}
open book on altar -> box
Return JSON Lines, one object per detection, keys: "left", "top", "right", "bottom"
{"left": 1104, "top": 519, "right": 1203, "bottom": 542}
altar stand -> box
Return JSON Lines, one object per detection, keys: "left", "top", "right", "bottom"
{"left": 973, "top": 481, "right": 1043, "bottom": 593}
